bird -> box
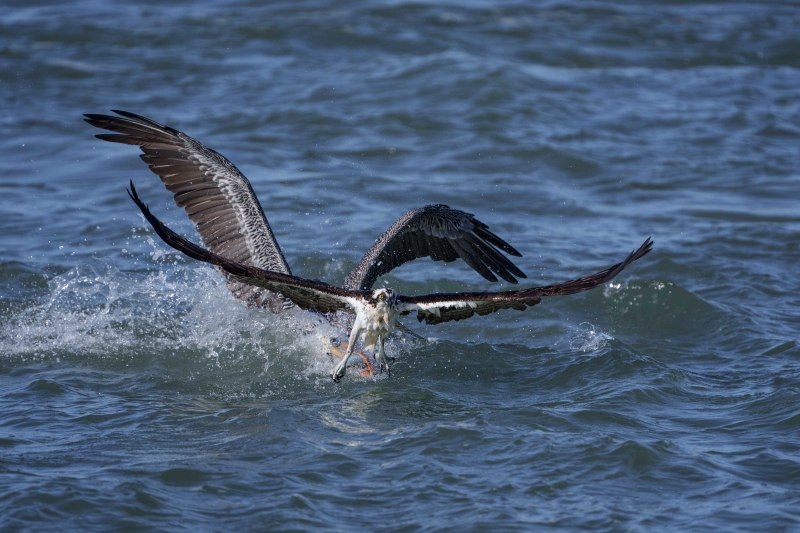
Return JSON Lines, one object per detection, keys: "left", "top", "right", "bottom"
{"left": 127, "top": 181, "right": 653, "bottom": 381}
{"left": 85, "top": 110, "right": 531, "bottom": 369}
{"left": 86, "top": 110, "right": 653, "bottom": 380}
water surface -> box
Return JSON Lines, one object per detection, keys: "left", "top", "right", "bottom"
{"left": 2, "top": 1, "right": 800, "bottom": 531}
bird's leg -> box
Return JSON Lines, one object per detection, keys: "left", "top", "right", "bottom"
{"left": 374, "top": 335, "right": 394, "bottom": 376}
{"left": 331, "top": 323, "right": 361, "bottom": 382}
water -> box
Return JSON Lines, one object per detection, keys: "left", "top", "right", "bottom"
{"left": 2, "top": 1, "right": 800, "bottom": 530}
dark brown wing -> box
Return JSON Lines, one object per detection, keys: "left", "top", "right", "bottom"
{"left": 343, "top": 204, "right": 526, "bottom": 291}
{"left": 396, "top": 238, "right": 653, "bottom": 325}
{"left": 128, "top": 182, "right": 362, "bottom": 315}
{"left": 85, "top": 110, "right": 290, "bottom": 309}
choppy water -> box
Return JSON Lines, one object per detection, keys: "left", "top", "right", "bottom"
{"left": 2, "top": 1, "right": 800, "bottom": 531}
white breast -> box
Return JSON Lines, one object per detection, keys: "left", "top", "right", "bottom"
{"left": 356, "top": 301, "right": 397, "bottom": 350}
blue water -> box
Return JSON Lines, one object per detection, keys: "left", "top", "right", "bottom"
{"left": 2, "top": 1, "right": 800, "bottom": 531}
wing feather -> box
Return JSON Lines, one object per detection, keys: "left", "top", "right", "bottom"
{"left": 343, "top": 204, "right": 526, "bottom": 291}
{"left": 185, "top": 200, "right": 231, "bottom": 216}
{"left": 85, "top": 110, "right": 291, "bottom": 309}
{"left": 447, "top": 238, "right": 498, "bottom": 282}
{"left": 462, "top": 233, "right": 526, "bottom": 281}
{"left": 397, "top": 238, "right": 653, "bottom": 325}
{"left": 127, "top": 182, "right": 362, "bottom": 315}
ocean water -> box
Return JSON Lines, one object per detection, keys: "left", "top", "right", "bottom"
{"left": 2, "top": 1, "right": 800, "bottom": 530}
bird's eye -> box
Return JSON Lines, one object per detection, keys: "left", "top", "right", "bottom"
{"left": 379, "top": 294, "right": 385, "bottom": 300}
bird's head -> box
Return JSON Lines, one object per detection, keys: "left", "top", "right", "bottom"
{"left": 370, "top": 288, "right": 397, "bottom": 308}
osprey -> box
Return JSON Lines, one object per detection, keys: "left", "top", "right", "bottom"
{"left": 128, "top": 183, "right": 652, "bottom": 381}
{"left": 87, "top": 110, "right": 653, "bottom": 382}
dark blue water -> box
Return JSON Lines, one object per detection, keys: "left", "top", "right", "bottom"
{"left": 2, "top": 1, "right": 800, "bottom": 530}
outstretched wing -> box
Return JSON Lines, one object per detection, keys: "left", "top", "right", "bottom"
{"left": 85, "top": 110, "right": 290, "bottom": 309}
{"left": 343, "top": 204, "right": 526, "bottom": 291}
{"left": 396, "top": 238, "right": 653, "bottom": 325}
{"left": 128, "top": 182, "right": 362, "bottom": 315}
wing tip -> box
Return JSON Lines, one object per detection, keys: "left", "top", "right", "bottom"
{"left": 127, "top": 179, "right": 138, "bottom": 204}
{"left": 84, "top": 109, "right": 179, "bottom": 136}
{"left": 632, "top": 236, "right": 654, "bottom": 262}
{"left": 127, "top": 180, "right": 152, "bottom": 221}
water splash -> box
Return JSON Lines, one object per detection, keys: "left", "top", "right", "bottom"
{"left": 0, "top": 255, "right": 352, "bottom": 380}
{"left": 569, "top": 322, "right": 613, "bottom": 353}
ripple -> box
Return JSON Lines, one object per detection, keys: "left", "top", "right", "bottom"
{"left": 2, "top": 0, "right": 800, "bottom": 530}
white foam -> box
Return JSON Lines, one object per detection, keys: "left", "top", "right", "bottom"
{"left": 569, "top": 322, "right": 613, "bottom": 353}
